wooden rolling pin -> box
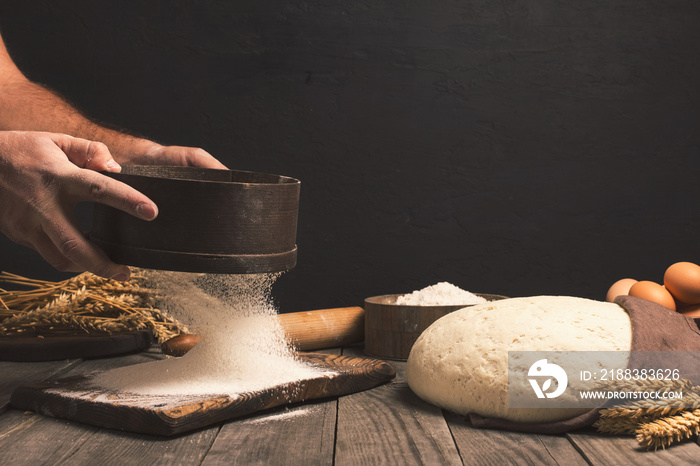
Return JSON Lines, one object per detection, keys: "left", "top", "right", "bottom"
{"left": 161, "top": 306, "right": 365, "bottom": 356}
{"left": 280, "top": 306, "right": 365, "bottom": 351}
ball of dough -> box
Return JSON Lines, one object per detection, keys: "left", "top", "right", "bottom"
{"left": 406, "top": 296, "right": 631, "bottom": 423}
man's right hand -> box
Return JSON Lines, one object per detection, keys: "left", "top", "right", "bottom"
{"left": 0, "top": 130, "right": 159, "bottom": 281}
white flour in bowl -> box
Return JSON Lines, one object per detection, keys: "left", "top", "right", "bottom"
{"left": 395, "top": 282, "right": 487, "bottom": 306}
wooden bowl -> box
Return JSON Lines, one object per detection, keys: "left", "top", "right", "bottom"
{"left": 90, "top": 166, "right": 300, "bottom": 274}
{"left": 364, "top": 293, "right": 508, "bottom": 360}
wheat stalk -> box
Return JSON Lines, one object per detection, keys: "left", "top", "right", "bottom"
{"left": 636, "top": 409, "right": 700, "bottom": 450}
{"left": 594, "top": 378, "right": 700, "bottom": 448}
{"left": 0, "top": 270, "right": 187, "bottom": 344}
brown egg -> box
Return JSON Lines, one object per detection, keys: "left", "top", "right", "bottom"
{"left": 664, "top": 262, "right": 700, "bottom": 305}
{"left": 605, "top": 278, "right": 638, "bottom": 303}
{"left": 628, "top": 281, "right": 676, "bottom": 311}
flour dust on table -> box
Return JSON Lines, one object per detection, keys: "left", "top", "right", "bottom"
{"left": 91, "top": 270, "right": 333, "bottom": 397}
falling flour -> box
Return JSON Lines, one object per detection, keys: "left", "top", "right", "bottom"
{"left": 395, "top": 282, "right": 487, "bottom": 306}
{"left": 90, "top": 271, "right": 332, "bottom": 397}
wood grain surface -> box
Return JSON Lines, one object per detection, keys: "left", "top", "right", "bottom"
{"left": 0, "top": 331, "right": 153, "bottom": 362}
{"left": 10, "top": 352, "right": 395, "bottom": 436}
{"left": 279, "top": 307, "right": 364, "bottom": 351}
{"left": 0, "top": 349, "right": 221, "bottom": 465}
{"left": 0, "top": 360, "right": 79, "bottom": 413}
{"left": 203, "top": 350, "right": 341, "bottom": 466}
{"left": 2, "top": 344, "right": 699, "bottom": 464}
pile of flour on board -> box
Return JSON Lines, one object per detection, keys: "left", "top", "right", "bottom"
{"left": 396, "top": 282, "right": 487, "bottom": 306}
{"left": 90, "top": 271, "right": 332, "bottom": 397}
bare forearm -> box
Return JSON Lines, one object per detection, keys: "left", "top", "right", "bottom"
{"left": 0, "top": 79, "right": 159, "bottom": 160}
{"left": 0, "top": 34, "right": 225, "bottom": 169}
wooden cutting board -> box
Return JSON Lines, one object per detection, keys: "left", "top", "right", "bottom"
{"left": 11, "top": 352, "right": 395, "bottom": 436}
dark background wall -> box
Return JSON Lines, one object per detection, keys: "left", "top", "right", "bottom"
{"left": 0, "top": 1, "right": 699, "bottom": 312}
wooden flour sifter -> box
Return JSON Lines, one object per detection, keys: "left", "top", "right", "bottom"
{"left": 91, "top": 165, "right": 300, "bottom": 274}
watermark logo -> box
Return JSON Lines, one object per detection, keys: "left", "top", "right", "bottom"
{"left": 528, "top": 359, "right": 568, "bottom": 399}
{"left": 509, "top": 351, "right": 696, "bottom": 409}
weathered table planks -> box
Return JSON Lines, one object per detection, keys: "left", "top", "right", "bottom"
{"left": 1, "top": 345, "right": 699, "bottom": 465}
{"left": 10, "top": 352, "right": 395, "bottom": 436}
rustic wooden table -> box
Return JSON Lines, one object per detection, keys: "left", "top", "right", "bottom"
{"left": 1, "top": 345, "right": 698, "bottom": 465}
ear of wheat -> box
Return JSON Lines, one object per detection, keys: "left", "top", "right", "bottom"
{"left": 594, "top": 377, "right": 700, "bottom": 449}
{"left": 0, "top": 270, "right": 188, "bottom": 344}
{"left": 635, "top": 409, "right": 700, "bottom": 450}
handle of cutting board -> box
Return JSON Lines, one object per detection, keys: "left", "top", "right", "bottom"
{"left": 161, "top": 306, "right": 365, "bottom": 356}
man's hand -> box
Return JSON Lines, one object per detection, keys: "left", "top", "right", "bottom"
{"left": 0, "top": 130, "right": 159, "bottom": 280}
{"left": 0, "top": 33, "right": 229, "bottom": 279}
{"left": 114, "top": 143, "right": 228, "bottom": 170}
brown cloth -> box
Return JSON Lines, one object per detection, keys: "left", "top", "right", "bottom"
{"left": 468, "top": 296, "right": 700, "bottom": 434}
